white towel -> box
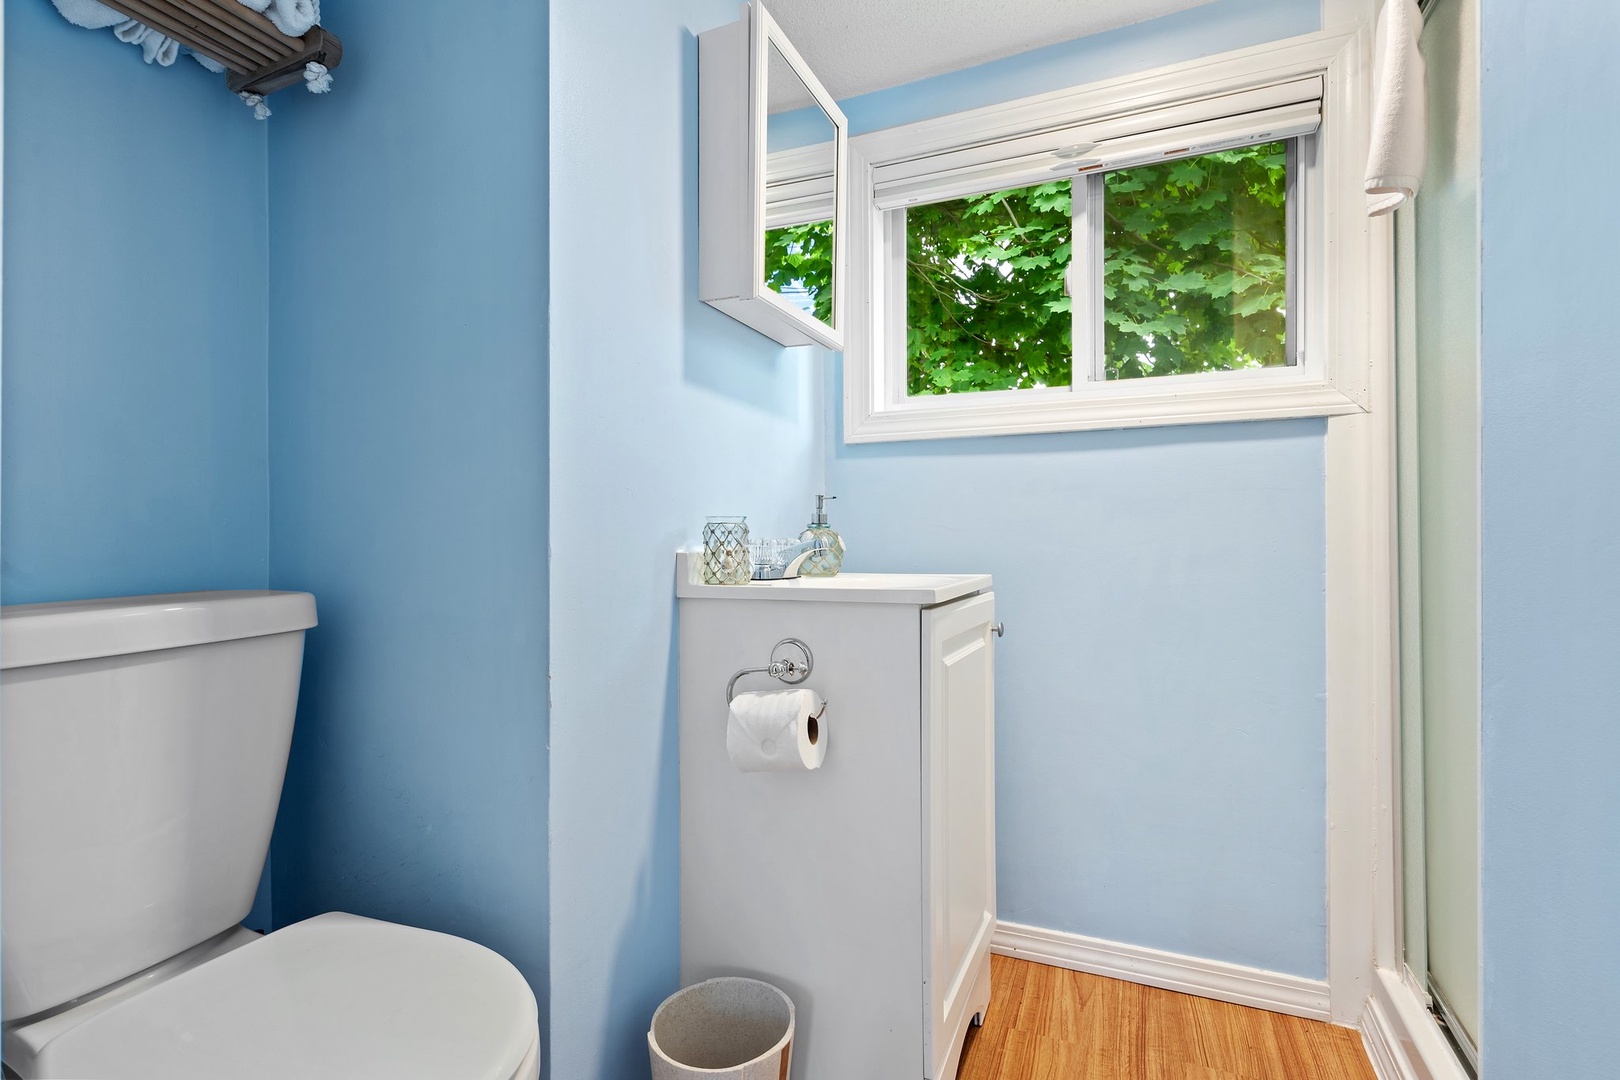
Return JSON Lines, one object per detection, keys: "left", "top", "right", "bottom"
{"left": 235, "top": 0, "right": 320, "bottom": 38}
{"left": 1365, "top": 0, "right": 1427, "bottom": 216}
{"left": 52, "top": 0, "right": 224, "bottom": 71}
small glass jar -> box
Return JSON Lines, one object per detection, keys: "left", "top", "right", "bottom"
{"left": 702, "top": 516, "right": 752, "bottom": 585}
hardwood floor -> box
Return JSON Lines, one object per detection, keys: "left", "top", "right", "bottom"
{"left": 957, "top": 955, "right": 1378, "bottom": 1080}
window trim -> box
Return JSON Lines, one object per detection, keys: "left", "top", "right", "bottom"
{"left": 843, "top": 29, "right": 1378, "bottom": 443}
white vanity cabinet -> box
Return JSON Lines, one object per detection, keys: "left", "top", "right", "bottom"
{"left": 676, "top": 555, "right": 996, "bottom": 1080}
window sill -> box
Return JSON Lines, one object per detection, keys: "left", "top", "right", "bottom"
{"left": 844, "top": 380, "right": 1365, "bottom": 443}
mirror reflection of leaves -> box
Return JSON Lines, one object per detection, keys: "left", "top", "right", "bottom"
{"left": 764, "top": 222, "right": 834, "bottom": 324}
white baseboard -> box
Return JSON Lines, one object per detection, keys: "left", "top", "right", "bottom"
{"left": 991, "top": 920, "right": 1332, "bottom": 1022}
{"left": 1358, "top": 967, "right": 1473, "bottom": 1080}
{"left": 1361, "top": 989, "right": 1411, "bottom": 1080}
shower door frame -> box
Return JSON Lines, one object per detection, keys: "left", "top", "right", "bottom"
{"left": 1319, "top": 0, "right": 1477, "bottom": 1077}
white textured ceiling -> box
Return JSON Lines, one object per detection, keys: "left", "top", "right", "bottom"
{"left": 763, "top": 0, "right": 1218, "bottom": 101}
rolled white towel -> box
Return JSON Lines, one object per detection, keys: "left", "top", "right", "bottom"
{"left": 235, "top": 0, "right": 320, "bottom": 38}
{"left": 49, "top": 0, "right": 124, "bottom": 28}
{"left": 1365, "top": 0, "right": 1427, "bottom": 216}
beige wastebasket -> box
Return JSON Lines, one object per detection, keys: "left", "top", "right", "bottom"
{"left": 648, "top": 977, "right": 795, "bottom": 1080}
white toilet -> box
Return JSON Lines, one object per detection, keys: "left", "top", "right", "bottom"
{"left": 0, "top": 591, "right": 540, "bottom": 1080}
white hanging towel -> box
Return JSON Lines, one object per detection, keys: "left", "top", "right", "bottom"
{"left": 1365, "top": 0, "right": 1427, "bottom": 215}
{"left": 112, "top": 19, "right": 178, "bottom": 66}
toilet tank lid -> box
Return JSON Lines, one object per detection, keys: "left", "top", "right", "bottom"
{"left": 1, "top": 591, "right": 318, "bottom": 670}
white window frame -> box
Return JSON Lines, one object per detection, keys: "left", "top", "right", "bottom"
{"left": 843, "top": 30, "right": 1378, "bottom": 443}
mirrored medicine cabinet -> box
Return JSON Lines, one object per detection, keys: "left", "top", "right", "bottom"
{"left": 699, "top": 3, "right": 848, "bottom": 350}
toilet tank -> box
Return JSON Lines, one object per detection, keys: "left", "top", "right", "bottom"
{"left": 0, "top": 591, "right": 318, "bottom": 1022}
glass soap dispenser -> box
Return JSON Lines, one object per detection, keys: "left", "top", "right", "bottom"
{"left": 798, "top": 495, "right": 845, "bottom": 577}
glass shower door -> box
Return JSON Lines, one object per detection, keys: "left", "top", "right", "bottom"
{"left": 1397, "top": 0, "right": 1481, "bottom": 1067}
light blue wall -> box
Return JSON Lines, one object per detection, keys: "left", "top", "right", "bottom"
{"left": 830, "top": 406, "right": 1329, "bottom": 975}
{"left": 827, "top": 0, "right": 1329, "bottom": 978}
{"left": 548, "top": 0, "right": 822, "bottom": 1074}
{"left": 1477, "top": 1, "right": 1620, "bottom": 1075}
{"left": 264, "top": 0, "right": 551, "bottom": 1062}
{"left": 2, "top": 0, "right": 269, "bottom": 604}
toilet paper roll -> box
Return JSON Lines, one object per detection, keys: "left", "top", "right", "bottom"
{"left": 726, "top": 689, "right": 826, "bottom": 772}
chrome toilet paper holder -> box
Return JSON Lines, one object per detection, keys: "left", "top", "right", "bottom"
{"left": 726, "top": 638, "right": 814, "bottom": 704}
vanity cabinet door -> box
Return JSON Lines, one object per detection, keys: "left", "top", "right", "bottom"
{"left": 921, "top": 592, "right": 997, "bottom": 1079}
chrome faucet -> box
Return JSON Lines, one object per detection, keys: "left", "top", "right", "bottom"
{"left": 749, "top": 536, "right": 823, "bottom": 580}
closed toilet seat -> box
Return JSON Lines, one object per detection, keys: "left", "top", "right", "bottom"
{"left": 30, "top": 913, "right": 539, "bottom": 1080}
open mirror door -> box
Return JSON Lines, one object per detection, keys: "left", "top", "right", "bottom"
{"left": 699, "top": 3, "right": 847, "bottom": 350}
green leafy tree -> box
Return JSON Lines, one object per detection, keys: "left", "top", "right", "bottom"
{"left": 906, "top": 182, "right": 1073, "bottom": 394}
{"left": 1103, "top": 141, "right": 1288, "bottom": 379}
{"left": 760, "top": 142, "right": 1289, "bottom": 394}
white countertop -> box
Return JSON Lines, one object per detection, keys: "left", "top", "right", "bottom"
{"left": 675, "top": 551, "right": 989, "bottom": 606}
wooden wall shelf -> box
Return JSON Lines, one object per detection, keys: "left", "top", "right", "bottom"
{"left": 97, "top": 0, "right": 342, "bottom": 96}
